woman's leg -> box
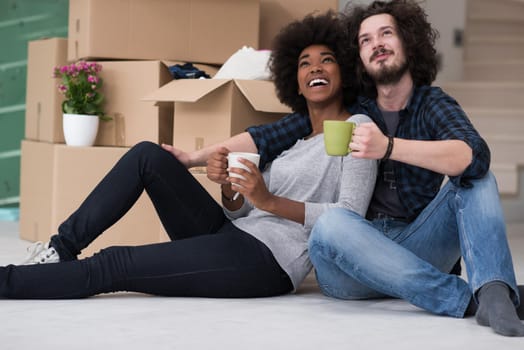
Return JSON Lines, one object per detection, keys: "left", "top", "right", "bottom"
{"left": 2, "top": 223, "right": 293, "bottom": 299}
{"left": 52, "top": 141, "right": 225, "bottom": 260}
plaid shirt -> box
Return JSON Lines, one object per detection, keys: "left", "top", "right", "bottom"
{"left": 247, "top": 85, "right": 490, "bottom": 217}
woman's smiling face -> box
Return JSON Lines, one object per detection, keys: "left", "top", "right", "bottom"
{"left": 297, "top": 44, "right": 343, "bottom": 106}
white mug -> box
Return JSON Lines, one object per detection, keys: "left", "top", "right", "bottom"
{"left": 227, "top": 152, "right": 260, "bottom": 180}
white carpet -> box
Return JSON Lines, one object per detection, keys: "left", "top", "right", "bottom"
{"left": 1, "top": 220, "right": 523, "bottom": 350}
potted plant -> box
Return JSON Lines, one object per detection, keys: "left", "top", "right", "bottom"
{"left": 53, "top": 61, "right": 110, "bottom": 146}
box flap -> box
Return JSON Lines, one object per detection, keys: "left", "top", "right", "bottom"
{"left": 143, "top": 79, "right": 231, "bottom": 103}
{"left": 234, "top": 80, "right": 291, "bottom": 113}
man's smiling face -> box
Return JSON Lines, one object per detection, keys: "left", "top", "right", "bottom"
{"left": 358, "top": 13, "right": 409, "bottom": 85}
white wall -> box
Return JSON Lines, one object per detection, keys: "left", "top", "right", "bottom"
{"left": 338, "top": 0, "right": 466, "bottom": 82}
{"left": 425, "top": 0, "right": 466, "bottom": 81}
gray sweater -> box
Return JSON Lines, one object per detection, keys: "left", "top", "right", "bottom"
{"left": 225, "top": 114, "right": 377, "bottom": 290}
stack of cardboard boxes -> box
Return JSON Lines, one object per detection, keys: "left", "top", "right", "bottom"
{"left": 19, "top": 0, "right": 337, "bottom": 258}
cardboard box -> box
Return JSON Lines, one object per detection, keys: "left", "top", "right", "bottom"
{"left": 19, "top": 141, "right": 223, "bottom": 258}
{"left": 19, "top": 141, "right": 163, "bottom": 258}
{"left": 95, "top": 60, "right": 174, "bottom": 147}
{"left": 68, "top": 0, "right": 260, "bottom": 65}
{"left": 191, "top": 170, "right": 221, "bottom": 204}
{"left": 96, "top": 60, "right": 218, "bottom": 147}
{"left": 143, "top": 79, "right": 291, "bottom": 153}
{"left": 25, "top": 38, "right": 68, "bottom": 143}
{"left": 259, "top": 0, "right": 339, "bottom": 49}
{"left": 26, "top": 56, "right": 218, "bottom": 147}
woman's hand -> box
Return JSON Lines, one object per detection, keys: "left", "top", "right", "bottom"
{"left": 207, "top": 147, "right": 230, "bottom": 185}
{"left": 227, "top": 158, "right": 273, "bottom": 210}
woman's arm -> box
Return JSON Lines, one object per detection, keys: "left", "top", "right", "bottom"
{"left": 303, "top": 114, "right": 378, "bottom": 229}
{"left": 241, "top": 152, "right": 378, "bottom": 227}
{"left": 161, "top": 112, "right": 311, "bottom": 170}
{"left": 226, "top": 158, "right": 306, "bottom": 224}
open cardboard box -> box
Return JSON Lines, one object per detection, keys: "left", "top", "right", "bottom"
{"left": 143, "top": 79, "right": 291, "bottom": 153}
{"left": 96, "top": 60, "right": 218, "bottom": 147}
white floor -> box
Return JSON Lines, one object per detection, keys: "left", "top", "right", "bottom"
{"left": 1, "top": 221, "right": 524, "bottom": 350}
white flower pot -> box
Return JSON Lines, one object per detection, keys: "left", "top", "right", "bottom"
{"left": 63, "top": 113, "right": 99, "bottom": 147}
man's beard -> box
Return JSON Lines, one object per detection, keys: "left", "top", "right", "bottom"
{"left": 367, "top": 59, "right": 409, "bottom": 85}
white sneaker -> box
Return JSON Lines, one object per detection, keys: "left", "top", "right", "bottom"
{"left": 21, "top": 241, "right": 60, "bottom": 265}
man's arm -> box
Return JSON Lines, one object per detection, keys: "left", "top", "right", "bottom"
{"left": 246, "top": 112, "right": 312, "bottom": 168}
{"left": 389, "top": 139, "right": 472, "bottom": 176}
{"left": 352, "top": 91, "right": 490, "bottom": 182}
{"left": 351, "top": 123, "right": 473, "bottom": 176}
{"left": 161, "top": 132, "right": 257, "bottom": 168}
{"left": 162, "top": 112, "right": 312, "bottom": 169}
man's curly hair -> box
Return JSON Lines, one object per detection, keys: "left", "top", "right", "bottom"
{"left": 343, "top": 0, "right": 439, "bottom": 98}
{"left": 269, "top": 10, "right": 358, "bottom": 115}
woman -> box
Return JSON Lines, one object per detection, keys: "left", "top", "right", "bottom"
{"left": 1, "top": 11, "right": 376, "bottom": 299}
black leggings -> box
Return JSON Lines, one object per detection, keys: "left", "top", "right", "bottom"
{"left": 1, "top": 142, "right": 292, "bottom": 299}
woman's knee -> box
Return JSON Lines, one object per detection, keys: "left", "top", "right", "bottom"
{"left": 131, "top": 141, "right": 168, "bottom": 160}
{"left": 130, "top": 141, "right": 183, "bottom": 169}
{"left": 132, "top": 140, "right": 160, "bottom": 154}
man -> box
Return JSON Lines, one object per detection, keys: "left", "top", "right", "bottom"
{"left": 238, "top": 0, "right": 523, "bottom": 337}
{"left": 161, "top": 0, "right": 522, "bottom": 336}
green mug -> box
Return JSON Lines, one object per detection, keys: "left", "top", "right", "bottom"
{"left": 323, "top": 120, "right": 355, "bottom": 156}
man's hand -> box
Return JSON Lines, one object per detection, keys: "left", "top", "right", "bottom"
{"left": 161, "top": 143, "right": 192, "bottom": 168}
{"left": 350, "top": 122, "right": 389, "bottom": 160}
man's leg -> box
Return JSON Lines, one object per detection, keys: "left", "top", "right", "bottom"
{"left": 451, "top": 172, "right": 523, "bottom": 336}
{"left": 309, "top": 206, "right": 471, "bottom": 317}
{"left": 310, "top": 171, "right": 524, "bottom": 335}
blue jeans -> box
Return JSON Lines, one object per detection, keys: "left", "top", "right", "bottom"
{"left": 309, "top": 172, "right": 519, "bottom": 317}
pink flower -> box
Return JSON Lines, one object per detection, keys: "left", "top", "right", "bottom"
{"left": 53, "top": 61, "right": 107, "bottom": 118}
